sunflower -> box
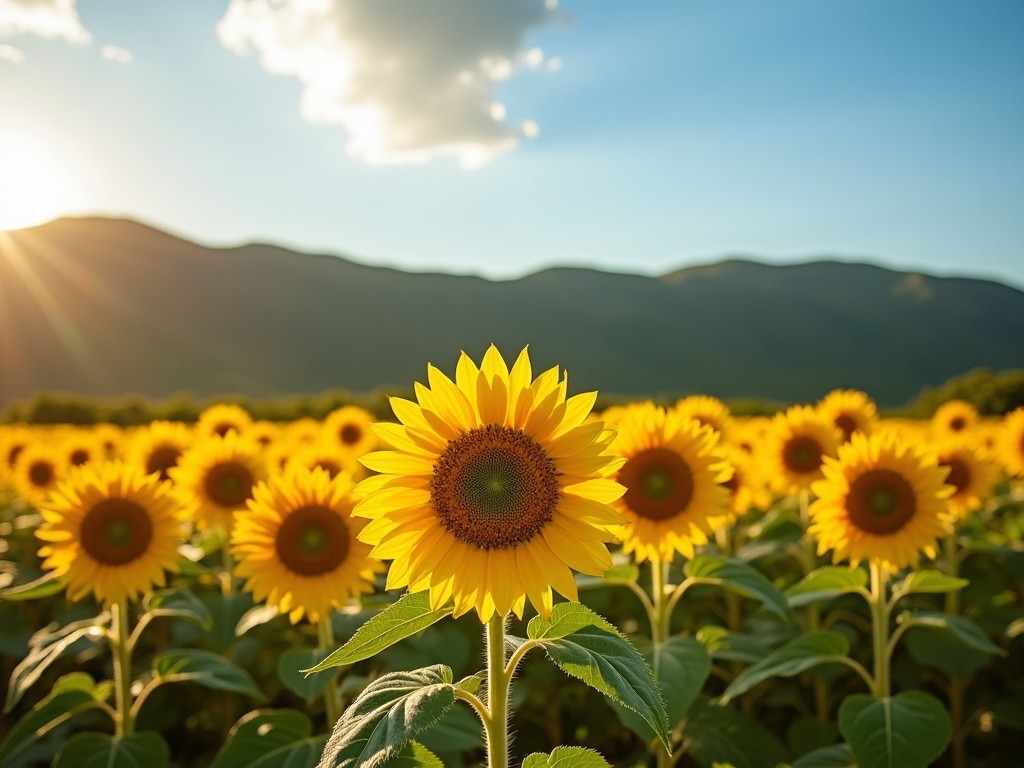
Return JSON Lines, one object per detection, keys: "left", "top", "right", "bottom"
{"left": 932, "top": 435, "right": 999, "bottom": 519}
{"left": 12, "top": 443, "right": 66, "bottom": 505}
{"left": 171, "top": 433, "right": 266, "bottom": 531}
{"left": 286, "top": 418, "right": 323, "bottom": 447}
{"left": 818, "top": 389, "right": 878, "bottom": 442}
{"left": 35, "top": 462, "right": 183, "bottom": 605}
{"left": 196, "top": 403, "right": 253, "bottom": 439}
{"left": 767, "top": 406, "right": 841, "bottom": 494}
{"left": 290, "top": 442, "right": 367, "bottom": 482}
{"left": 354, "top": 345, "right": 625, "bottom": 621}
{"left": 323, "top": 406, "right": 378, "bottom": 457}
{"left": 932, "top": 400, "right": 978, "bottom": 437}
{"left": 247, "top": 420, "right": 282, "bottom": 449}
{"left": 60, "top": 430, "right": 102, "bottom": 469}
{"left": 720, "top": 443, "right": 772, "bottom": 518}
{"left": 232, "top": 466, "right": 383, "bottom": 623}
{"left": 675, "top": 395, "right": 734, "bottom": 438}
{"left": 997, "top": 408, "right": 1024, "bottom": 478}
{"left": 610, "top": 402, "right": 732, "bottom": 562}
{"left": 809, "top": 433, "right": 953, "bottom": 571}
{"left": 128, "top": 421, "right": 193, "bottom": 482}
{"left": 93, "top": 424, "right": 125, "bottom": 460}
{"left": 0, "top": 425, "right": 32, "bottom": 482}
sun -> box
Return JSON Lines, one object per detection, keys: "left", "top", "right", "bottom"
{"left": 0, "top": 133, "right": 74, "bottom": 231}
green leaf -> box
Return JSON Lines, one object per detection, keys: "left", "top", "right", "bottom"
{"left": 791, "top": 744, "right": 856, "bottom": 768}
{"left": 898, "top": 612, "right": 1005, "bottom": 656}
{"left": 522, "top": 746, "right": 613, "bottom": 767}
{"left": 4, "top": 614, "right": 108, "bottom": 712}
{"left": 785, "top": 567, "right": 867, "bottom": 607}
{"left": 306, "top": 592, "right": 449, "bottom": 673}
{"left": 278, "top": 648, "right": 336, "bottom": 702}
{"left": 416, "top": 706, "right": 484, "bottom": 753}
{"left": 235, "top": 604, "right": 281, "bottom": 637}
{"left": 209, "top": 709, "right": 327, "bottom": 768}
{"left": 0, "top": 571, "right": 67, "bottom": 601}
{"left": 0, "top": 672, "right": 112, "bottom": 766}
{"left": 528, "top": 603, "right": 670, "bottom": 751}
{"left": 839, "top": 691, "right": 951, "bottom": 768}
{"left": 696, "top": 626, "right": 772, "bottom": 664}
{"left": 382, "top": 741, "right": 445, "bottom": 768}
{"left": 680, "top": 699, "right": 790, "bottom": 768}
{"left": 203, "top": 593, "right": 255, "bottom": 653}
{"left": 152, "top": 649, "right": 265, "bottom": 699}
{"left": 141, "top": 588, "right": 212, "bottom": 629}
{"left": 319, "top": 664, "right": 456, "bottom": 768}
{"left": 54, "top": 732, "right": 170, "bottom": 768}
{"left": 722, "top": 631, "right": 852, "bottom": 702}
{"left": 904, "top": 625, "right": 993, "bottom": 678}
{"left": 616, "top": 637, "right": 710, "bottom": 740}
{"left": 576, "top": 564, "right": 640, "bottom": 590}
{"left": 685, "top": 555, "right": 792, "bottom": 621}
{"left": 892, "top": 570, "right": 968, "bottom": 598}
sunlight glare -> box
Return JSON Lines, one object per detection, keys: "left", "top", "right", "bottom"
{"left": 0, "top": 133, "right": 74, "bottom": 231}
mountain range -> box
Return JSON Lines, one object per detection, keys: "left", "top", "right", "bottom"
{"left": 1, "top": 217, "right": 1022, "bottom": 408}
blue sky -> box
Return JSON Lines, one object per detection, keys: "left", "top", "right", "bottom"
{"left": 1, "top": 0, "right": 1022, "bottom": 286}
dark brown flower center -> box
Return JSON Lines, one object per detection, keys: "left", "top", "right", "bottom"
{"left": 431, "top": 425, "right": 559, "bottom": 549}
{"left": 69, "top": 449, "right": 90, "bottom": 466}
{"left": 28, "top": 460, "right": 54, "bottom": 488}
{"left": 275, "top": 504, "right": 349, "bottom": 576}
{"left": 7, "top": 444, "right": 25, "bottom": 469}
{"left": 145, "top": 446, "right": 182, "bottom": 482}
{"left": 834, "top": 414, "right": 857, "bottom": 442}
{"left": 949, "top": 416, "right": 966, "bottom": 432}
{"left": 213, "top": 422, "right": 236, "bottom": 437}
{"left": 314, "top": 459, "right": 342, "bottom": 479}
{"left": 846, "top": 468, "right": 917, "bottom": 535}
{"left": 723, "top": 470, "right": 740, "bottom": 497}
{"left": 80, "top": 498, "right": 153, "bottom": 565}
{"left": 783, "top": 435, "right": 824, "bottom": 475}
{"left": 619, "top": 447, "right": 694, "bottom": 521}
{"left": 340, "top": 424, "right": 363, "bottom": 445}
{"left": 204, "top": 460, "right": 255, "bottom": 508}
{"left": 941, "top": 456, "right": 970, "bottom": 495}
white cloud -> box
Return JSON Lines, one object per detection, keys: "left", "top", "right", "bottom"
{"left": 0, "top": 0, "right": 91, "bottom": 44}
{"left": 0, "top": 41, "right": 23, "bottom": 62}
{"left": 217, "top": 0, "right": 564, "bottom": 168}
{"left": 100, "top": 43, "right": 132, "bottom": 63}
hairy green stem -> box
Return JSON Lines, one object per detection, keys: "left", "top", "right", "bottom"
{"left": 317, "top": 616, "right": 342, "bottom": 728}
{"left": 651, "top": 558, "right": 672, "bottom": 768}
{"left": 870, "top": 561, "right": 891, "bottom": 698}
{"left": 111, "top": 602, "right": 134, "bottom": 737}
{"left": 485, "top": 615, "right": 509, "bottom": 768}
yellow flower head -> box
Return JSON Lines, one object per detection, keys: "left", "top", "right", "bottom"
{"left": 127, "top": 421, "right": 193, "bottom": 482}
{"left": 12, "top": 442, "right": 66, "bottom": 505}
{"left": 323, "top": 406, "right": 378, "bottom": 458}
{"left": 0, "top": 425, "right": 33, "bottom": 483}
{"left": 818, "top": 389, "right": 878, "bottom": 442}
{"left": 674, "top": 395, "right": 735, "bottom": 438}
{"left": 997, "top": 407, "right": 1024, "bottom": 478}
{"left": 720, "top": 443, "right": 772, "bottom": 518}
{"left": 933, "top": 435, "right": 999, "bottom": 519}
{"left": 809, "top": 433, "right": 953, "bottom": 571}
{"left": 171, "top": 432, "right": 266, "bottom": 531}
{"left": 767, "top": 406, "right": 841, "bottom": 494}
{"left": 232, "top": 466, "right": 384, "bottom": 623}
{"left": 932, "top": 400, "right": 978, "bottom": 437}
{"left": 60, "top": 429, "right": 103, "bottom": 469}
{"left": 36, "top": 462, "right": 184, "bottom": 605}
{"left": 196, "top": 403, "right": 253, "bottom": 440}
{"left": 611, "top": 402, "right": 732, "bottom": 562}
{"left": 354, "top": 345, "right": 625, "bottom": 622}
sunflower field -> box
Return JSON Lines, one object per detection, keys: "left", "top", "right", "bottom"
{"left": 1, "top": 347, "right": 1022, "bottom": 768}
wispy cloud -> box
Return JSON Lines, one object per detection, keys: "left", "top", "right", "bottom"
{"left": 100, "top": 43, "right": 132, "bottom": 64}
{"left": 0, "top": 0, "right": 91, "bottom": 44}
{"left": 0, "top": 41, "right": 23, "bottom": 62}
{"left": 217, "top": 0, "right": 565, "bottom": 169}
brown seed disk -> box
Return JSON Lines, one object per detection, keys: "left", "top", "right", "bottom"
{"left": 146, "top": 446, "right": 182, "bottom": 481}
{"left": 430, "top": 425, "right": 560, "bottom": 550}
{"left": 783, "top": 435, "right": 824, "bottom": 475}
{"left": 941, "top": 456, "right": 970, "bottom": 495}
{"left": 28, "top": 460, "right": 54, "bottom": 488}
{"left": 340, "top": 424, "right": 363, "bottom": 445}
{"left": 204, "top": 461, "right": 255, "bottom": 508}
{"left": 275, "top": 504, "right": 349, "bottom": 576}
{"left": 846, "top": 468, "right": 917, "bottom": 535}
{"left": 80, "top": 498, "right": 153, "bottom": 565}
{"left": 834, "top": 414, "right": 857, "bottom": 442}
{"left": 619, "top": 447, "right": 695, "bottom": 522}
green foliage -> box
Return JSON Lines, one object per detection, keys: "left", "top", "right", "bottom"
{"left": 0, "top": 571, "right": 67, "bottom": 601}
{"left": 790, "top": 744, "right": 856, "bottom": 768}
{"left": 685, "top": 555, "right": 792, "bottom": 620}
{"left": 522, "top": 746, "right": 613, "bottom": 767}
{"left": 277, "top": 648, "right": 336, "bottom": 702}
{"left": 838, "top": 692, "right": 951, "bottom": 768}
{"left": 209, "top": 709, "right": 327, "bottom": 768}
{"left": 903, "top": 367, "right": 1024, "bottom": 416}
{"left": 151, "top": 649, "right": 265, "bottom": 699}
{"left": 318, "top": 665, "right": 455, "bottom": 768}
{"left": 890, "top": 570, "right": 968, "bottom": 599}
{"left": 54, "top": 732, "right": 170, "bottom": 768}
{"left": 785, "top": 567, "right": 867, "bottom": 607}
{"left": 140, "top": 588, "right": 212, "bottom": 629}
{"left": 679, "top": 699, "right": 790, "bottom": 768}
{"left": 722, "top": 631, "right": 852, "bottom": 702}
{"left": 898, "top": 611, "right": 1006, "bottom": 656}
{"left": 528, "top": 603, "right": 670, "bottom": 751}
{"left": 305, "top": 592, "right": 449, "bottom": 674}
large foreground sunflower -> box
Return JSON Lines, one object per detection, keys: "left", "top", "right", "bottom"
{"left": 35, "top": 463, "right": 183, "bottom": 605}
{"left": 232, "top": 467, "right": 383, "bottom": 623}
{"left": 818, "top": 389, "right": 878, "bottom": 442}
{"left": 997, "top": 407, "right": 1024, "bottom": 478}
{"left": 809, "top": 433, "right": 953, "bottom": 571}
{"left": 767, "top": 406, "right": 841, "bottom": 494}
{"left": 611, "top": 402, "right": 732, "bottom": 562}
{"left": 354, "top": 345, "right": 625, "bottom": 621}
{"left": 933, "top": 435, "right": 999, "bottom": 519}
{"left": 171, "top": 433, "right": 266, "bottom": 531}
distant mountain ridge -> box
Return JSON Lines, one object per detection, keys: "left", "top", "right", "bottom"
{"left": 1, "top": 217, "right": 1022, "bottom": 407}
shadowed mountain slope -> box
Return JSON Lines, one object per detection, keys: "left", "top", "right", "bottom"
{"left": 1, "top": 217, "right": 1022, "bottom": 406}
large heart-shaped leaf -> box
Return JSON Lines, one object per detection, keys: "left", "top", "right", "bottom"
{"left": 679, "top": 698, "right": 790, "bottom": 768}
{"left": 152, "top": 649, "right": 264, "bottom": 699}
{"left": 278, "top": 648, "right": 336, "bottom": 702}
{"left": 209, "top": 709, "right": 326, "bottom": 768}
{"left": 723, "top": 631, "right": 852, "bottom": 702}
{"left": 839, "top": 691, "right": 951, "bottom": 768}
{"left": 522, "top": 746, "right": 613, "bottom": 767}
{"left": 54, "top": 732, "right": 170, "bottom": 768}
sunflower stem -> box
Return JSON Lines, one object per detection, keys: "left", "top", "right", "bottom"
{"left": 944, "top": 532, "right": 960, "bottom": 616}
{"left": 869, "top": 560, "right": 891, "bottom": 698}
{"left": 485, "top": 614, "right": 510, "bottom": 768}
{"left": 943, "top": 530, "right": 967, "bottom": 768}
{"left": 651, "top": 558, "right": 673, "bottom": 768}
{"left": 317, "top": 616, "right": 343, "bottom": 728}
{"left": 221, "top": 542, "right": 234, "bottom": 597}
{"left": 110, "top": 602, "right": 135, "bottom": 737}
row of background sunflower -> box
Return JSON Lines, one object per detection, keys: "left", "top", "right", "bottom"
{"left": 0, "top": 391, "right": 1022, "bottom": 767}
